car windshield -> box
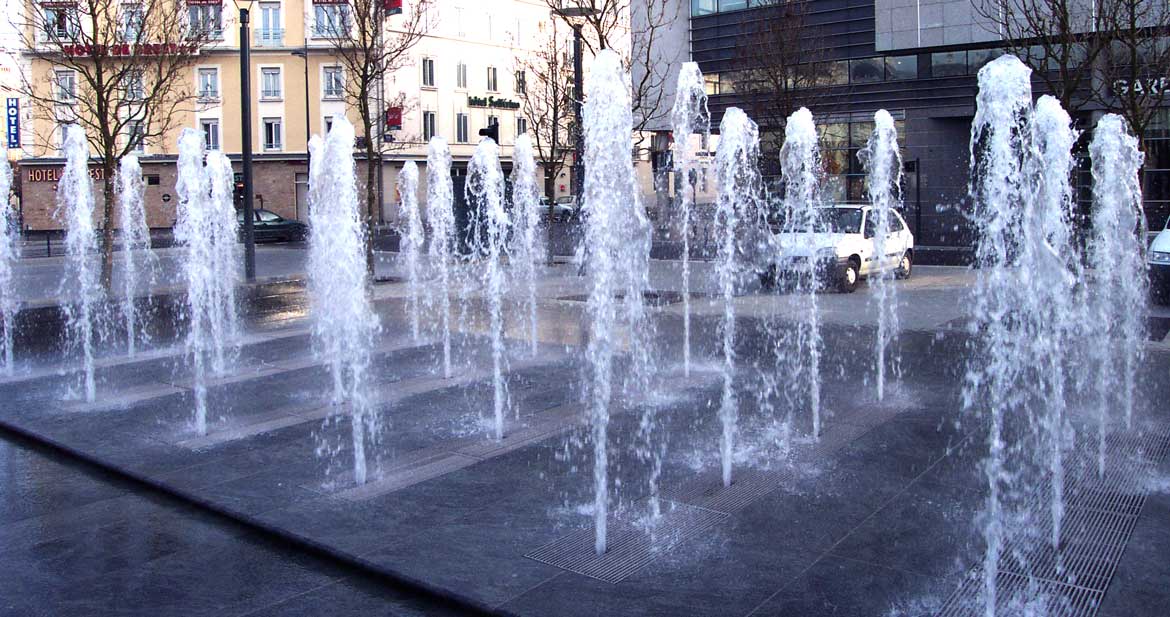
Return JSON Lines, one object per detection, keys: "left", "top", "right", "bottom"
{"left": 258, "top": 210, "right": 282, "bottom": 222}
{"left": 555, "top": 196, "right": 573, "bottom": 205}
{"left": 771, "top": 207, "right": 862, "bottom": 233}
{"left": 817, "top": 208, "right": 863, "bottom": 233}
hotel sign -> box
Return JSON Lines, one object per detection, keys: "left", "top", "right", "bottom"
{"left": 468, "top": 95, "right": 520, "bottom": 110}
{"left": 26, "top": 166, "right": 105, "bottom": 183}
{"left": 5, "top": 99, "right": 17, "bottom": 149}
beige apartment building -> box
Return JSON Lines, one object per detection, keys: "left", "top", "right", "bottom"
{"left": 12, "top": 0, "right": 566, "bottom": 231}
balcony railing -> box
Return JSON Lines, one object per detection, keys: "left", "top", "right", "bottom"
{"left": 255, "top": 28, "right": 283, "bottom": 46}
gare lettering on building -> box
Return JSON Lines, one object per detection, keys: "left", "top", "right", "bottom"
{"left": 467, "top": 95, "right": 521, "bottom": 110}
{"left": 26, "top": 166, "right": 105, "bottom": 183}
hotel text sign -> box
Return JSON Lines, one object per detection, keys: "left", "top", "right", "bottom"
{"left": 5, "top": 98, "right": 17, "bottom": 149}
{"left": 468, "top": 95, "right": 521, "bottom": 110}
{"left": 26, "top": 166, "right": 106, "bottom": 183}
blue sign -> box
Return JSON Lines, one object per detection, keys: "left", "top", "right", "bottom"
{"left": 5, "top": 98, "right": 18, "bottom": 149}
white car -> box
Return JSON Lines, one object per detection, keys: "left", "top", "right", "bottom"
{"left": 760, "top": 204, "right": 915, "bottom": 293}
{"left": 1150, "top": 221, "right": 1170, "bottom": 304}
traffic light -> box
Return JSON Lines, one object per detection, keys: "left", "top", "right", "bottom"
{"left": 478, "top": 119, "right": 499, "bottom": 143}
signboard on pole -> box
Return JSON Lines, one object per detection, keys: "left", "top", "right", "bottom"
{"left": 5, "top": 98, "right": 18, "bottom": 149}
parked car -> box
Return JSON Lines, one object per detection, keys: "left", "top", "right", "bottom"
{"left": 759, "top": 204, "right": 914, "bottom": 293}
{"left": 238, "top": 208, "right": 307, "bottom": 243}
{"left": 539, "top": 196, "right": 576, "bottom": 222}
{"left": 1150, "top": 220, "right": 1170, "bottom": 304}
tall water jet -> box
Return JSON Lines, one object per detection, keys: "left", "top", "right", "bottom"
{"left": 776, "top": 107, "right": 824, "bottom": 438}
{"left": 511, "top": 133, "right": 542, "bottom": 356}
{"left": 582, "top": 50, "right": 654, "bottom": 554}
{"left": 1029, "top": 95, "right": 1081, "bottom": 551}
{"left": 56, "top": 124, "right": 102, "bottom": 402}
{"left": 965, "top": 56, "right": 1033, "bottom": 617}
{"left": 1087, "top": 114, "right": 1147, "bottom": 465}
{"left": 117, "top": 154, "right": 156, "bottom": 357}
{"left": 670, "top": 62, "right": 709, "bottom": 376}
{"left": 0, "top": 143, "right": 16, "bottom": 376}
{"left": 859, "top": 110, "right": 903, "bottom": 401}
{"left": 399, "top": 160, "right": 423, "bottom": 342}
{"left": 712, "top": 107, "right": 760, "bottom": 487}
{"left": 308, "top": 118, "right": 381, "bottom": 486}
{"left": 466, "top": 137, "right": 510, "bottom": 440}
{"left": 174, "top": 132, "right": 240, "bottom": 434}
{"left": 427, "top": 137, "right": 456, "bottom": 378}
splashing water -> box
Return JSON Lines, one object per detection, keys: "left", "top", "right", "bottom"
{"left": 467, "top": 137, "right": 510, "bottom": 440}
{"left": 55, "top": 124, "right": 103, "bottom": 403}
{"left": 427, "top": 137, "right": 456, "bottom": 379}
{"left": 582, "top": 50, "right": 654, "bottom": 554}
{"left": 963, "top": 56, "right": 1090, "bottom": 615}
{"left": 399, "top": 160, "right": 423, "bottom": 342}
{"left": 511, "top": 133, "right": 543, "bottom": 356}
{"left": 712, "top": 107, "right": 760, "bottom": 487}
{"left": 117, "top": 154, "right": 157, "bottom": 357}
{"left": 174, "top": 131, "right": 240, "bottom": 434}
{"left": 859, "top": 110, "right": 903, "bottom": 401}
{"left": 308, "top": 117, "right": 382, "bottom": 486}
{"left": 1088, "top": 115, "right": 1148, "bottom": 467}
{"left": 0, "top": 143, "right": 16, "bottom": 376}
{"left": 1030, "top": 95, "right": 1081, "bottom": 551}
{"left": 670, "top": 62, "right": 709, "bottom": 376}
{"left": 776, "top": 107, "right": 824, "bottom": 439}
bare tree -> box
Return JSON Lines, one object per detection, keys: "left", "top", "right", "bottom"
{"left": 1093, "top": 0, "right": 1170, "bottom": 152}
{"left": 973, "top": 0, "right": 1112, "bottom": 114}
{"left": 540, "top": 0, "right": 681, "bottom": 151}
{"left": 319, "top": 0, "right": 431, "bottom": 277}
{"left": 16, "top": 0, "right": 212, "bottom": 289}
{"left": 516, "top": 23, "right": 574, "bottom": 262}
{"left": 732, "top": 1, "right": 841, "bottom": 155}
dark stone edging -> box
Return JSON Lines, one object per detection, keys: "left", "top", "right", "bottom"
{"left": 0, "top": 416, "right": 511, "bottom": 617}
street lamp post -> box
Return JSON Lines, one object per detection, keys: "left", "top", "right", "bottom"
{"left": 553, "top": 7, "right": 598, "bottom": 206}
{"left": 236, "top": 0, "right": 257, "bottom": 281}
{"left": 292, "top": 46, "right": 311, "bottom": 219}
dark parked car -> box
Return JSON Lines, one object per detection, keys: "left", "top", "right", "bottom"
{"left": 238, "top": 208, "right": 307, "bottom": 243}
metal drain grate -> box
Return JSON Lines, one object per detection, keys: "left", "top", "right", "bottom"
{"left": 659, "top": 467, "right": 795, "bottom": 514}
{"left": 525, "top": 501, "right": 727, "bottom": 583}
{"left": 938, "top": 571, "right": 1103, "bottom": 617}
{"left": 938, "top": 423, "right": 1170, "bottom": 616}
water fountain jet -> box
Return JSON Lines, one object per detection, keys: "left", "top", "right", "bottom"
{"left": 399, "top": 160, "right": 423, "bottom": 342}
{"left": 670, "top": 62, "right": 709, "bottom": 377}
{"left": 427, "top": 137, "right": 456, "bottom": 379}
{"left": 511, "top": 133, "right": 542, "bottom": 356}
{"left": 0, "top": 143, "right": 16, "bottom": 376}
{"left": 117, "top": 154, "right": 156, "bottom": 357}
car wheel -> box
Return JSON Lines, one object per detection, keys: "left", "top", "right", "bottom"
{"left": 839, "top": 259, "right": 860, "bottom": 293}
{"left": 896, "top": 252, "right": 912, "bottom": 279}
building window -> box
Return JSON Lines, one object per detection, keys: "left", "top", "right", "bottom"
{"left": 127, "top": 120, "right": 145, "bottom": 152}
{"left": 313, "top": 4, "right": 350, "bottom": 37}
{"left": 423, "top": 111, "right": 437, "bottom": 141}
{"left": 487, "top": 66, "right": 498, "bottom": 92}
{"left": 323, "top": 66, "right": 344, "bottom": 98}
{"left": 324, "top": 116, "right": 334, "bottom": 134}
{"left": 516, "top": 117, "right": 527, "bottom": 135}
{"left": 456, "top": 61, "right": 468, "bottom": 89}
{"left": 849, "top": 58, "right": 884, "bottom": 84}
{"left": 197, "top": 67, "right": 219, "bottom": 99}
{"left": 456, "top": 113, "right": 469, "bottom": 143}
{"left": 261, "top": 67, "right": 282, "bottom": 99}
{"left": 59, "top": 124, "right": 70, "bottom": 154}
{"left": 122, "top": 3, "right": 144, "bottom": 41}
{"left": 44, "top": 6, "right": 76, "bottom": 39}
{"left": 257, "top": 2, "right": 281, "bottom": 45}
{"left": 125, "top": 70, "right": 144, "bottom": 100}
{"left": 819, "top": 118, "right": 906, "bottom": 203}
{"left": 515, "top": 70, "right": 526, "bottom": 94}
{"left": 931, "top": 51, "right": 967, "bottom": 77}
{"left": 885, "top": 55, "right": 918, "bottom": 80}
{"left": 188, "top": 3, "right": 223, "bottom": 39}
{"left": 422, "top": 57, "right": 435, "bottom": 87}
{"left": 263, "top": 117, "right": 282, "bottom": 151}
{"left": 55, "top": 70, "right": 76, "bottom": 101}
{"left": 201, "top": 118, "right": 220, "bottom": 150}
